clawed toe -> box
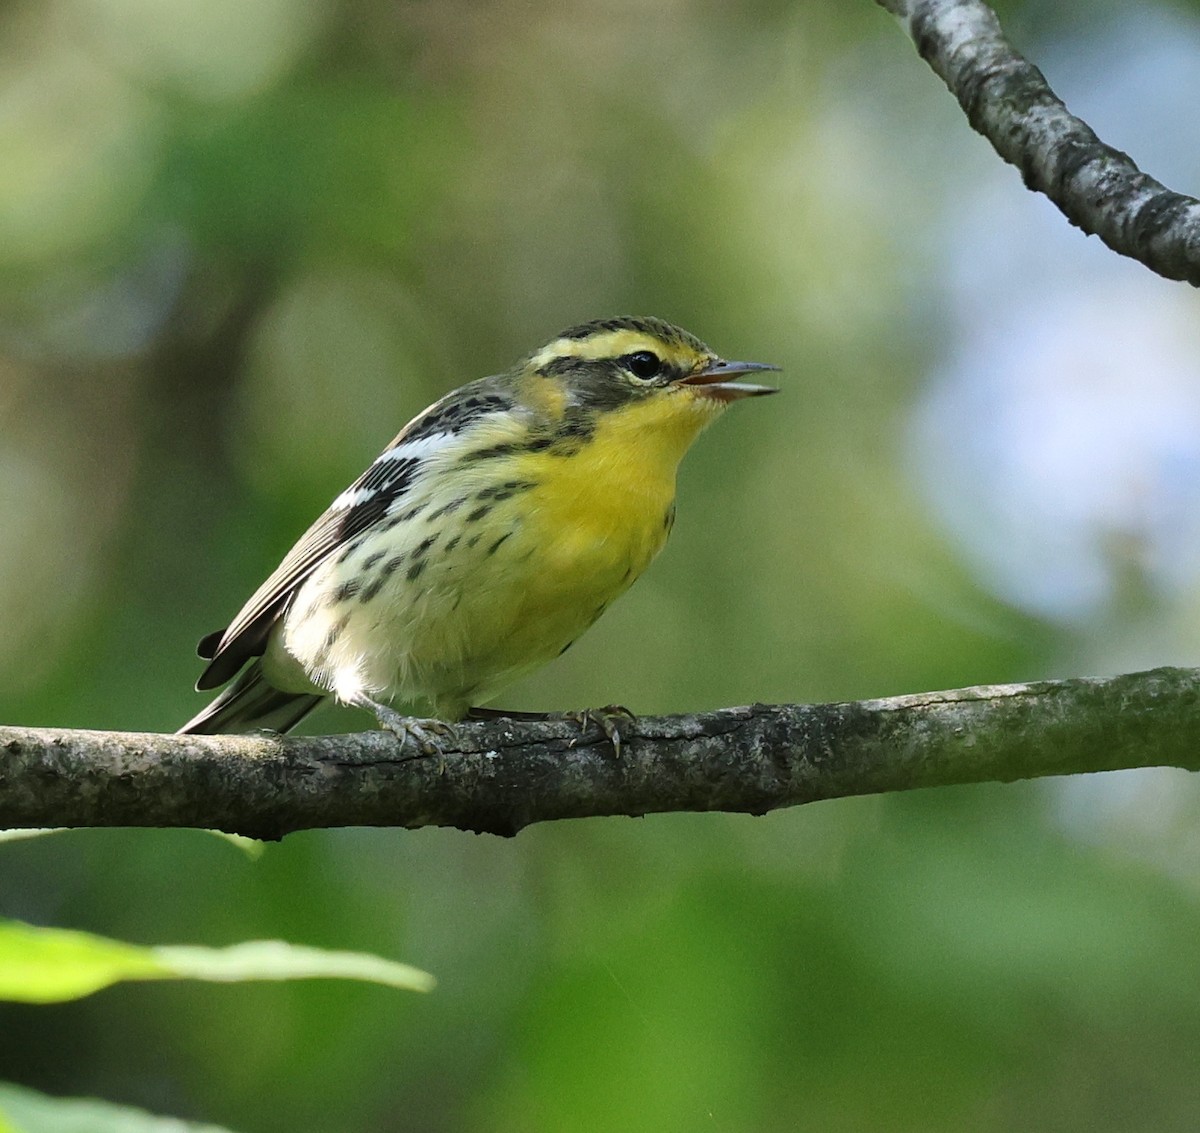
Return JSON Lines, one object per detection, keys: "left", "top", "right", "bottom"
{"left": 464, "top": 703, "right": 636, "bottom": 756}
{"left": 363, "top": 699, "right": 456, "bottom": 759}
{"left": 394, "top": 718, "right": 456, "bottom": 756}
{"left": 565, "top": 704, "right": 636, "bottom": 757}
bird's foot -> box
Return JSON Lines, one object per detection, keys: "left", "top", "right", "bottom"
{"left": 467, "top": 705, "right": 635, "bottom": 757}
{"left": 566, "top": 704, "right": 636, "bottom": 757}
{"left": 360, "top": 698, "right": 456, "bottom": 759}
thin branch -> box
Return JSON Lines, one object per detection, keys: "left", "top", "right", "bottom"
{"left": 876, "top": 0, "right": 1200, "bottom": 285}
{"left": 1, "top": 667, "right": 1197, "bottom": 839}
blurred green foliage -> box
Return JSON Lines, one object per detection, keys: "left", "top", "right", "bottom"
{"left": 2, "top": 0, "right": 1200, "bottom": 1130}
{"left": 0, "top": 916, "right": 433, "bottom": 1003}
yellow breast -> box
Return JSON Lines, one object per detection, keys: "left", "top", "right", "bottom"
{"left": 520, "top": 388, "right": 720, "bottom": 578}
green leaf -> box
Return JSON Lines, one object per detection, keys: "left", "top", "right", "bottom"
{"left": 152, "top": 940, "right": 435, "bottom": 991}
{"left": 0, "top": 919, "right": 434, "bottom": 1003}
{"left": 0, "top": 828, "right": 264, "bottom": 858}
{"left": 201, "top": 830, "right": 265, "bottom": 859}
{"left": 0, "top": 921, "right": 162, "bottom": 1002}
{"left": 0, "top": 1081, "right": 238, "bottom": 1132}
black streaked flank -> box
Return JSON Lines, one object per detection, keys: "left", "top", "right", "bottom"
{"left": 487, "top": 532, "right": 513, "bottom": 556}
{"left": 466, "top": 505, "right": 491, "bottom": 523}
{"left": 192, "top": 425, "right": 427, "bottom": 690}
{"left": 382, "top": 553, "right": 407, "bottom": 576}
{"left": 413, "top": 534, "right": 440, "bottom": 558}
{"left": 444, "top": 534, "right": 462, "bottom": 554}
{"left": 360, "top": 576, "right": 388, "bottom": 603}
{"left": 476, "top": 479, "right": 538, "bottom": 502}
{"left": 361, "top": 551, "right": 385, "bottom": 571}
{"left": 334, "top": 579, "right": 361, "bottom": 603}
{"left": 426, "top": 496, "right": 468, "bottom": 522}
{"left": 406, "top": 560, "right": 426, "bottom": 582}
{"left": 465, "top": 441, "right": 520, "bottom": 462}
{"left": 322, "top": 614, "right": 350, "bottom": 653}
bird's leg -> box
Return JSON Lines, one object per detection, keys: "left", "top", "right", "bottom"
{"left": 355, "top": 696, "right": 456, "bottom": 757}
{"left": 466, "top": 705, "right": 636, "bottom": 757}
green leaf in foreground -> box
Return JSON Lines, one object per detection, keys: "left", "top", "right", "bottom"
{"left": 153, "top": 940, "right": 434, "bottom": 990}
{"left": 0, "top": 921, "right": 162, "bottom": 1002}
{"left": 0, "top": 827, "right": 263, "bottom": 858}
{"left": 0, "top": 1081, "right": 238, "bottom": 1132}
{"left": 0, "top": 919, "right": 434, "bottom": 1003}
{"left": 0, "top": 828, "right": 263, "bottom": 859}
{"left": 204, "top": 831, "right": 265, "bottom": 859}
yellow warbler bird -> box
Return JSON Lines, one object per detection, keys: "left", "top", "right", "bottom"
{"left": 180, "top": 316, "right": 778, "bottom": 742}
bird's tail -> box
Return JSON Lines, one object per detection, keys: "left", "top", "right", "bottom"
{"left": 178, "top": 660, "right": 325, "bottom": 735}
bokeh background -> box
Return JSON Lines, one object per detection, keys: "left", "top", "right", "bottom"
{"left": 4, "top": 0, "right": 1200, "bottom": 1129}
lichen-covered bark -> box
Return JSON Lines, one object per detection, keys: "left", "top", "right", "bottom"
{"left": 876, "top": 0, "right": 1200, "bottom": 285}
{"left": 1, "top": 667, "right": 1197, "bottom": 839}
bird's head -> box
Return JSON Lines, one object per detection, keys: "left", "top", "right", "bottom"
{"left": 522, "top": 316, "right": 779, "bottom": 420}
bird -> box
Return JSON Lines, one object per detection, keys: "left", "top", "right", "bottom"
{"left": 179, "top": 315, "right": 779, "bottom": 744}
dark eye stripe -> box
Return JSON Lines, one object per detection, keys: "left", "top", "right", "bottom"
{"left": 536, "top": 355, "right": 580, "bottom": 378}
{"left": 538, "top": 351, "right": 669, "bottom": 379}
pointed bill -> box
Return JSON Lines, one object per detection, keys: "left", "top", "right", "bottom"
{"left": 679, "top": 359, "right": 780, "bottom": 402}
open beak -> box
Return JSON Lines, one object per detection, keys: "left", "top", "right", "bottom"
{"left": 679, "top": 358, "right": 780, "bottom": 403}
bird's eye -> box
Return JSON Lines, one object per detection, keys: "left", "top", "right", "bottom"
{"left": 623, "top": 351, "right": 662, "bottom": 380}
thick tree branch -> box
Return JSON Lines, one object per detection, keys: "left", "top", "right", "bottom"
{"left": 876, "top": 0, "right": 1200, "bottom": 285}
{"left": 1, "top": 667, "right": 1197, "bottom": 839}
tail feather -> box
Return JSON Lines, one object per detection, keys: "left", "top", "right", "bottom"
{"left": 178, "top": 661, "right": 325, "bottom": 735}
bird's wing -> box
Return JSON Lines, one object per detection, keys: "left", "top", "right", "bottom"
{"left": 195, "top": 382, "right": 517, "bottom": 691}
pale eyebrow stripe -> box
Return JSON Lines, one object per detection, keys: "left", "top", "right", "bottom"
{"left": 528, "top": 329, "right": 659, "bottom": 370}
